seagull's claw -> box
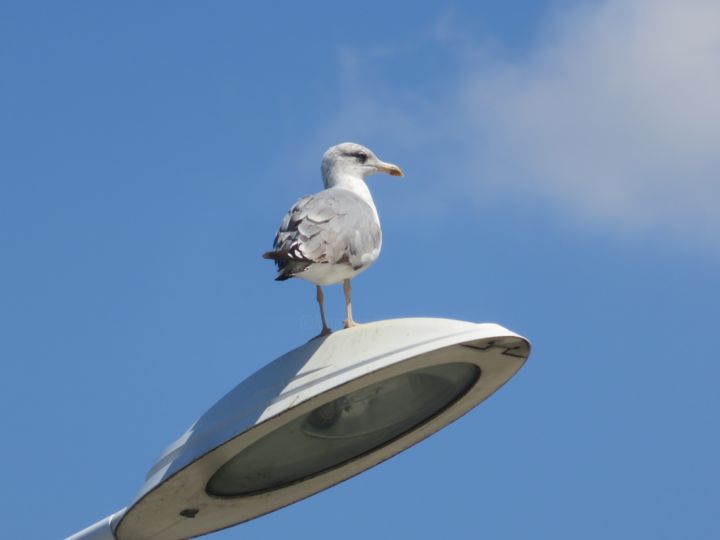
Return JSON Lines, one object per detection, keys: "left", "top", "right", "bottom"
{"left": 311, "top": 326, "right": 332, "bottom": 340}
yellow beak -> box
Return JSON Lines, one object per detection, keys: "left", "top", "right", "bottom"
{"left": 376, "top": 162, "right": 404, "bottom": 177}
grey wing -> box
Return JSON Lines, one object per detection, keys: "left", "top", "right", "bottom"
{"left": 269, "top": 190, "right": 381, "bottom": 279}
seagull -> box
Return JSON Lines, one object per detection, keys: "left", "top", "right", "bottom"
{"left": 263, "top": 142, "right": 404, "bottom": 337}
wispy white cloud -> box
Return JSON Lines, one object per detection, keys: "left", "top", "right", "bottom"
{"left": 321, "top": 0, "right": 720, "bottom": 249}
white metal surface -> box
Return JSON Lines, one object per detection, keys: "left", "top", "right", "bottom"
{"left": 70, "top": 318, "right": 531, "bottom": 540}
{"left": 66, "top": 509, "right": 125, "bottom": 540}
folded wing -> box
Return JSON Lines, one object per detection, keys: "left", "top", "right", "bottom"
{"left": 263, "top": 188, "right": 381, "bottom": 281}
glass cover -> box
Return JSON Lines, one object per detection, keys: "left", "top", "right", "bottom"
{"left": 206, "top": 362, "right": 479, "bottom": 497}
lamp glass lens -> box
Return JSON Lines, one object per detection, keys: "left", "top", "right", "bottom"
{"left": 206, "top": 362, "right": 479, "bottom": 497}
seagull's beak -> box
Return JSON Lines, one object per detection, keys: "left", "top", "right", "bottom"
{"left": 375, "top": 161, "right": 404, "bottom": 177}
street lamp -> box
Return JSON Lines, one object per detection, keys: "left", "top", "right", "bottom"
{"left": 68, "top": 317, "right": 531, "bottom": 540}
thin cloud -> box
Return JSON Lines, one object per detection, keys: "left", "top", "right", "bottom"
{"left": 321, "top": 0, "right": 720, "bottom": 250}
{"left": 467, "top": 0, "right": 720, "bottom": 242}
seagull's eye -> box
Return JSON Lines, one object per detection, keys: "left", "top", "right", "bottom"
{"left": 345, "top": 151, "right": 368, "bottom": 164}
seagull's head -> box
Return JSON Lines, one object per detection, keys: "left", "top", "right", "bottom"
{"left": 321, "top": 142, "right": 403, "bottom": 187}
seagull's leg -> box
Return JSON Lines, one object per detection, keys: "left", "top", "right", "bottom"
{"left": 343, "top": 279, "right": 357, "bottom": 329}
{"left": 316, "top": 285, "right": 332, "bottom": 336}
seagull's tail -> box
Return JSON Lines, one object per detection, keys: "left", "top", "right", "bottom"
{"left": 262, "top": 250, "right": 297, "bottom": 281}
{"left": 262, "top": 249, "right": 309, "bottom": 263}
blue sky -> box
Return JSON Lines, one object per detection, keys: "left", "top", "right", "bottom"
{"left": 2, "top": 1, "right": 719, "bottom": 538}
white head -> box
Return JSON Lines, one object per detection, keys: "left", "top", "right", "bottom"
{"left": 321, "top": 142, "right": 403, "bottom": 188}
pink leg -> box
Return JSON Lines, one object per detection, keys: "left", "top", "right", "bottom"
{"left": 343, "top": 279, "right": 357, "bottom": 329}
{"left": 317, "top": 286, "right": 332, "bottom": 336}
